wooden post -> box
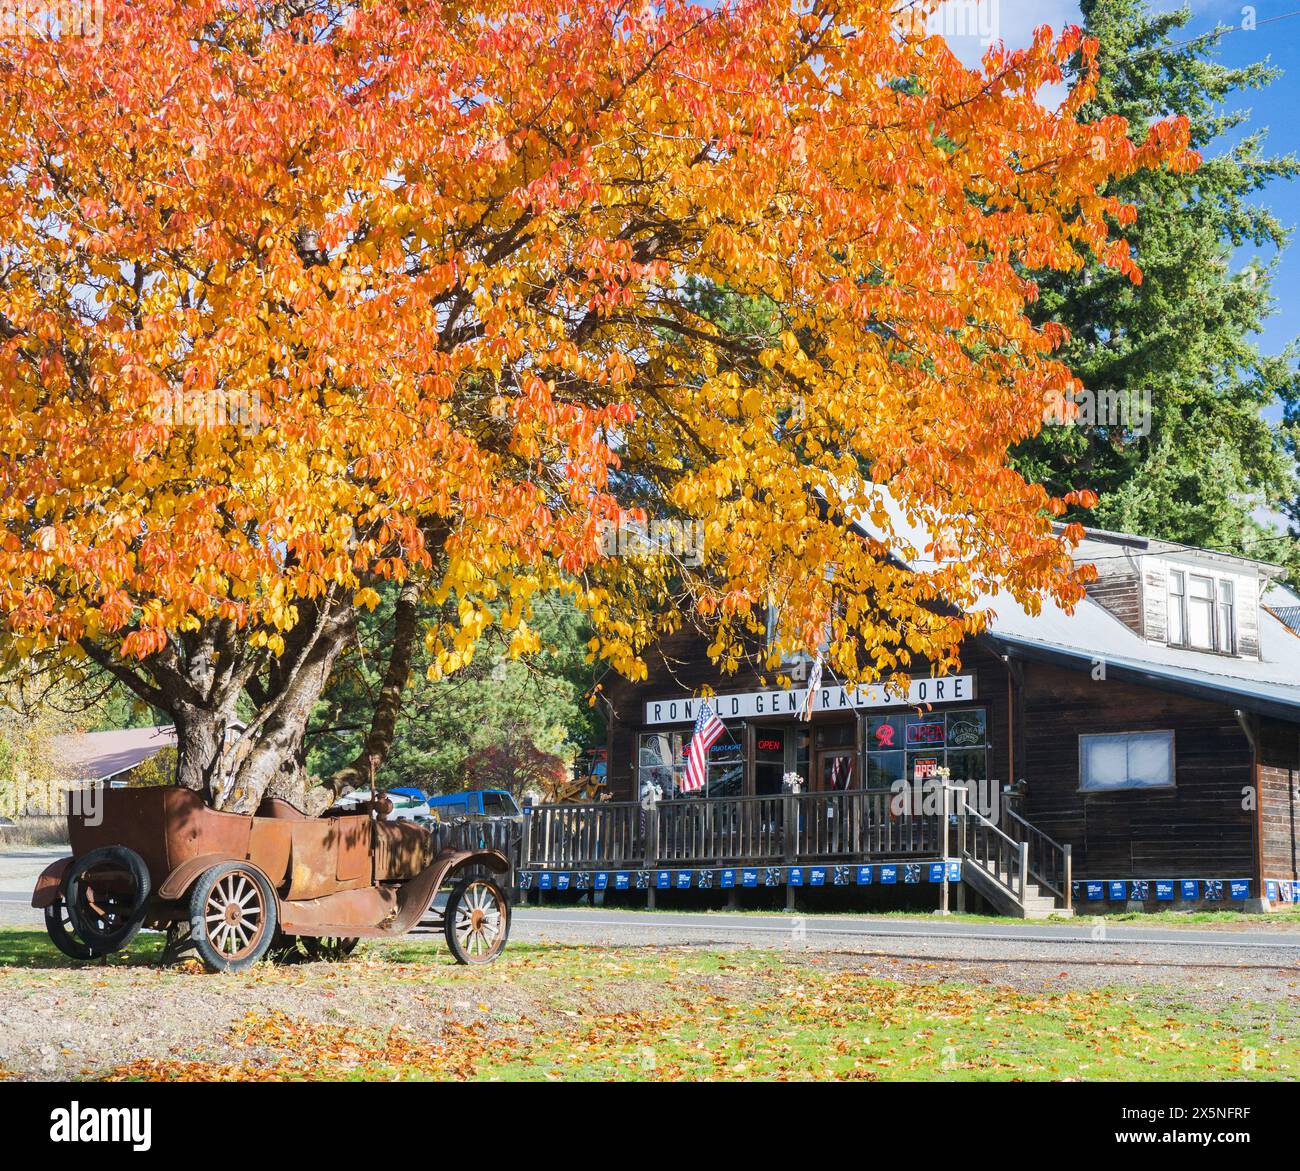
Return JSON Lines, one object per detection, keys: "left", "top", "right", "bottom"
{"left": 955, "top": 783, "right": 967, "bottom": 912}
{"left": 1063, "top": 843, "right": 1073, "bottom": 912}
{"left": 938, "top": 783, "right": 950, "bottom": 916}
{"left": 645, "top": 803, "right": 659, "bottom": 910}
{"left": 518, "top": 808, "right": 532, "bottom": 900}
{"left": 1018, "top": 841, "right": 1029, "bottom": 901}
{"left": 784, "top": 791, "right": 797, "bottom": 912}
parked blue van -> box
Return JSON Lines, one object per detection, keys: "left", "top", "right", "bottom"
{"left": 426, "top": 789, "right": 521, "bottom": 819}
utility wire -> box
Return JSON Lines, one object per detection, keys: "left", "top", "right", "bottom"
{"left": 1128, "top": 8, "right": 1300, "bottom": 61}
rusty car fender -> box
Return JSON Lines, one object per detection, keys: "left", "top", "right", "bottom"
{"left": 31, "top": 856, "right": 72, "bottom": 908}
{"left": 277, "top": 847, "right": 511, "bottom": 938}
{"left": 379, "top": 846, "right": 510, "bottom": 936}
{"left": 441, "top": 847, "right": 510, "bottom": 875}
{"left": 156, "top": 852, "right": 249, "bottom": 901}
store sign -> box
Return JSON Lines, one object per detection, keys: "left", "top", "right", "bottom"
{"left": 643, "top": 675, "right": 975, "bottom": 726}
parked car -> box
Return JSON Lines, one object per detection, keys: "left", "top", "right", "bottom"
{"left": 33, "top": 786, "right": 512, "bottom": 972}
{"left": 426, "top": 789, "right": 521, "bottom": 819}
{"left": 331, "top": 787, "right": 432, "bottom": 823}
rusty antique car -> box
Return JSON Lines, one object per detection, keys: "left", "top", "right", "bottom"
{"left": 31, "top": 786, "right": 512, "bottom": 972}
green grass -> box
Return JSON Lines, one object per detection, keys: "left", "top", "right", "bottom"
{"left": 477, "top": 979, "right": 1295, "bottom": 1082}
{"left": 0, "top": 926, "right": 164, "bottom": 969}
{"left": 2, "top": 926, "right": 1295, "bottom": 1081}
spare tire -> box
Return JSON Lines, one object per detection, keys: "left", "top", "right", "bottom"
{"left": 63, "top": 845, "right": 151, "bottom": 954}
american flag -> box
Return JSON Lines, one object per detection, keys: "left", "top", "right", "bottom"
{"left": 682, "top": 700, "right": 724, "bottom": 793}
{"left": 800, "top": 652, "right": 824, "bottom": 722}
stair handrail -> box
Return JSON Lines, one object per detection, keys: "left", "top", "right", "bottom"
{"left": 1000, "top": 805, "right": 1072, "bottom": 910}
{"left": 953, "top": 788, "right": 1028, "bottom": 904}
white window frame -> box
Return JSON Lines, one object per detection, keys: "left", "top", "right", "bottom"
{"left": 1166, "top": 567, "right": 1238, "bottom": 656}
{"left": 1078, "top": 730, "right": 1176, "bottom": 793}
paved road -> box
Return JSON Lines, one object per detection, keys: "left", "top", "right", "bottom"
{"left": 510, "top": 906, "right": 1300, "bottom": 952}
{"left": 0, "top": 846, "right": 62, "bottom": 927}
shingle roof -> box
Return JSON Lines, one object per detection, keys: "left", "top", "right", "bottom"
{"left": 54, "top": 725, "right": 176, "bottom": 783}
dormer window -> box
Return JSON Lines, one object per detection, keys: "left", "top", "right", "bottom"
{"left": 1167, "top": 569, "right": 1235, "bottom": 654}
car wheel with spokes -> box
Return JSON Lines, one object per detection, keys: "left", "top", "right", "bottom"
{"left": 187, "top": 862, "right": 278, "bottom": 973}
{"left": 444, "top": 875, "right": 510, "bottom": 965}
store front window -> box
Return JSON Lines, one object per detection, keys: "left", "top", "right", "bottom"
{"left": 638, "top": 728, "right": 743, "bottom": 798}
{"left": 702, "top": 739, "right": 745, "bottom": 798}
{"left": 866, "top": 708, "right": 989, "bottom": 787}
{"left": 638, "top": 730, "right": 685, "bottom": 796}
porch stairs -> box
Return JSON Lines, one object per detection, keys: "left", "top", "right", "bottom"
{"left": 953, "top": 793, "right": 1073, "bottom": 919}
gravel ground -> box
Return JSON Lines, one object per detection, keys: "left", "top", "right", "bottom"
{"left": 0, "top": 934, "right": 1296, "bottom": 1080}
{"left": 4, "top": 845, "right": 1297, "bottom": 1080}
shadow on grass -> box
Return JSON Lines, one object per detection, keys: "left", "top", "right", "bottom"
{"left": 0, "top": 928, "right": 164, "bottom": 970}
{"left": 0, "top": 926, "right": 562, "bottom": 973}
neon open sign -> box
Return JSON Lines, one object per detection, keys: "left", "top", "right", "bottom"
{"left": 905, "top": 722, "right": 945, "bottom": 746}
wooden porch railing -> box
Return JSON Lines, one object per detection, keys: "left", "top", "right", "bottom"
{"left": 522, "top": 788, "right": 944, "bottom": 871}
{"left": 1000, "top": 806, "right": 1072, "bottom": 910}
{"left": 952, "top": 789, "right": 1027, "bottom": 904}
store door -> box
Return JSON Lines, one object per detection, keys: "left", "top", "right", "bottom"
{"left": 813, "top": 747, "right": 856, "bottom": 792}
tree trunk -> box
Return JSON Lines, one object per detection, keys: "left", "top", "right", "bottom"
{"left": 324, "top": 580, "right": 421, "bottom": 800}
{"left": 172, "top": 701, "right": 240, "bottom": 804}
{"left": 221, "top": 605, "right": 356, "bottom": 813}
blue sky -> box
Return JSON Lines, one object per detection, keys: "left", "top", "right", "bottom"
{"left": 972, "top": 0, "right": 1300, "bottom": 360}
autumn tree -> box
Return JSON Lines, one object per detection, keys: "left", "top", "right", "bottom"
{"left": 308, "top": 589, "right": 598, "bottom": 795}
{"left": 0, "top": 0, "right": 1191, "bottom": 811}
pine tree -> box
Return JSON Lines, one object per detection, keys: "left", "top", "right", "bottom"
{"left": 1016, "top": 0, "right": 1300, "bottom": 565}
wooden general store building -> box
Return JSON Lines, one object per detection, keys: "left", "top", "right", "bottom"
{"left": 520, "top": 508, "right": 1300, "bottom": 917}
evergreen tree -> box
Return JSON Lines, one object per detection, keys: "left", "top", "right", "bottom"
{"left": 306, "top": 590, "right": 601, "bottom": 799}
{"left": 1016, "top": 0, "right": 1300, "bottom": 566}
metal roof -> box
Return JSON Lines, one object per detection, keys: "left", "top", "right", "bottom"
{"left": 847, "top": 489, "right": 1300, "bottom": 721}
{"left": 982, "top": 597, "right": 1300, "bottom": 722}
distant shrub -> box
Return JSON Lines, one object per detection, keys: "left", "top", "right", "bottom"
{"left": 128, "top": 747, "right": 177, "bottom": 788}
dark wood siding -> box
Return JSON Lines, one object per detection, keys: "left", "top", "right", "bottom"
{"left": 1258, "top": 718, "right": 1299, "bottom": 880}
{"left": 1085, "top": 574, "right": 1143, "bottom": 635}
{"left": 1018, "top": 662, "right": 1256, "bottom": 878}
